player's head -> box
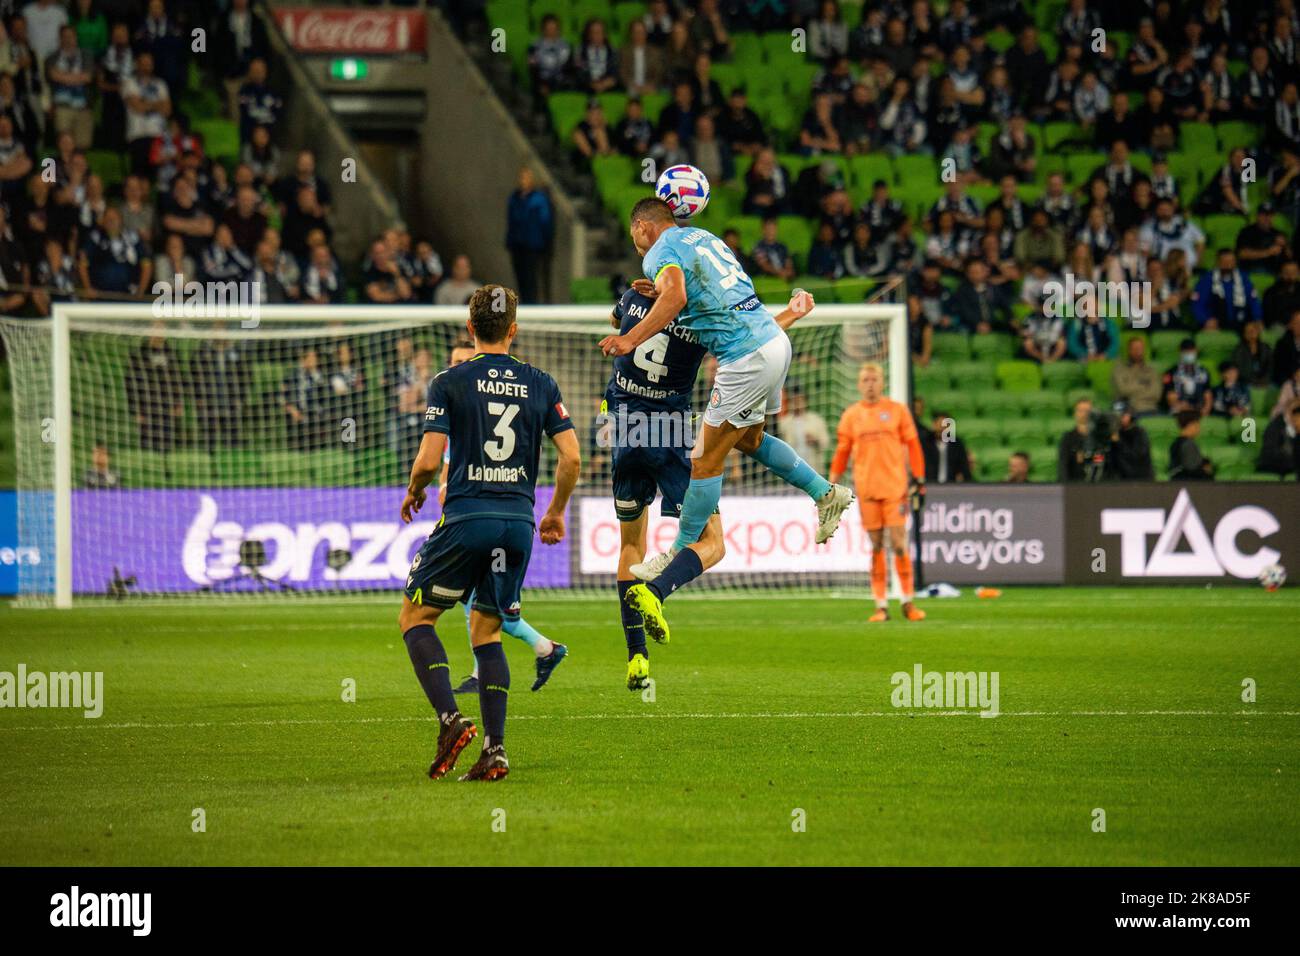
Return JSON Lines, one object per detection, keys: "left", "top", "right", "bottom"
{"left": 857, "top": 362, "right": 884, "bottom": 402}
{"left": 629, "top": 197, "right": 677, "bottom": 255}
{"left": 467, "top": 284, "right": 518, "bottom": 349}
{"left": 448, "top": 338, "right": 475, "bottom": 367}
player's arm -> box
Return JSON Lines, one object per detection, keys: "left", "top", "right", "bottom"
{"left": 540, "top": 428, "right": 581, "bottom": 544}
{"left": 773, "top": 289, "right": 815, "bottom": 330}
{"left": 828, "top": 408, "right": 856, "bottom": 486}
{"left": 599, "top": 265, "right": 686, "bottom": 356}
{"left": 401, "top": 430, "right": 446, "bottom": 523}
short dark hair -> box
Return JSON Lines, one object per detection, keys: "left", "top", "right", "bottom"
{"left": 1176, "top": 409, "right": 1201, "bottom": 429}
{"left": 630, "top": 197, "right": 676, "bottom": 225}
{"left": 1011, "top": 450, "right": 1030, "bottom": 463}
{"left": 467, "top": 284, "right": 518, "bottom": 344}
{"left": 451, "top": 338, "right": 474, "bottom": 352}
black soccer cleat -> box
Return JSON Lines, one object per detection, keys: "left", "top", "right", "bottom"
{"left": 453, "top": 675, "right": 479, "bottom": 695}
{"left": 427, "top": 713, "right": 477, "bottom": 780}
{"left": 531, "top": 642, "right": 568, "bottom": 691}
{"left": 459, "top": 743, "right": 510, "bottom": 782}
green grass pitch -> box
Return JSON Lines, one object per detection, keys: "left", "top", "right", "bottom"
{"left": 1, "top": 587, "right": 1296, "bottom": 866}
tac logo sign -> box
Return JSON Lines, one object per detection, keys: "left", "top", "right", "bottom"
{"left": 1067, "top": 485, "right": 1298, "bottom": 583}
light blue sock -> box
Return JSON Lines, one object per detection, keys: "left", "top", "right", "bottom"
{"left": 673, "top": 474, "right": 723, "bottom": 551}
{"left": 502, "top": 616, "right": 547, "bottom": 652}
{"left": 752, "top": 433, "right": 831, "bottom": 500}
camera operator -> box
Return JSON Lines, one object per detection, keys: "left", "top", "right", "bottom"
{"left": 1107, "top": 399, "right": 1154, "bottom": 480}
{"left": 1058, "top": 397, "right": 1110, "bottom": 482}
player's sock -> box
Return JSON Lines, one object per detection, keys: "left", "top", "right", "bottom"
{"left": 502, "top": 616, "right": 554, "bottom": 657}
{"left": 618, "top": 579, "right": 648, "bottom": 661}
{"left": 893, "top": 552, "right": 915, "bottom": 601}
{"left": 647, "top": 548, "right": 704, "bottom": 603}
{"left": 751, "top": 433, "right": 832, "bottom": 500}
{"left": 472, "top": 642, "right": 510, "bottom": 747}
{"left": 462, "top": 601, "right": 478, "bottom": 678}
{"left": 403, "top": 625, "right": 458, "bottom": 719}
{"left": 870, "top": 549, "right": 888, "bottom": 609}
{"left": 673, "top": 474, "right": 723, "bottom": 550}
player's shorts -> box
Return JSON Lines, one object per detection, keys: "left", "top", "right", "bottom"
{"left": 404, "top": 515, "right": 533, "bottom": 621}
{"left": 611, "top": 439, "right": 692, "bottom": 521}
{"left": 704, "top": 330, "right": 792, "bottom": 428}
{"left": 859, "top": 496, "right": 909, "bottom": 531}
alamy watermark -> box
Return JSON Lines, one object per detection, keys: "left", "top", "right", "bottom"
{"left": 0, "top": 664, "right": 103, "bottom": 718}
{"left": 891, "top": 663, "right": 999, "bottom": 717}
{"left": 151, "top": 274, "right": 262, "bottom": 329}
{"left": 595, "top": 402, "right": 699, "bottom": 452}
{"left": 1043, "top": 274, "right": 1150, "bottom": 329}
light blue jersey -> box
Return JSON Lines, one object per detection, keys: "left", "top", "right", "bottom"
{"left": 643, "top": 225, "right": 780, "bottom": 365}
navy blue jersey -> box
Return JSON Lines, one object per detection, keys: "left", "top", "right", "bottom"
{"left": 605, "top": 289, "right": 709, "bottom": 413}
{"left": 424, "top": 352, "right": 573, "bottom": 523}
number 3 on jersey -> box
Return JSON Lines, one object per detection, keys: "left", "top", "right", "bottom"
{"left": 633, "top": 332, "right": 670, "bottom": 382}
{"left": 484, "top": 401, "right": 519, "bottom": 461}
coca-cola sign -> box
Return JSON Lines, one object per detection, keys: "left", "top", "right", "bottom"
{"left": 273, "top": 8, "right": 426, "bottom": 54}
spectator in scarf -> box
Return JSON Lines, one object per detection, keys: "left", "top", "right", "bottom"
{"left": 1191, "top": 249, "right": 1262, "bottom": 331}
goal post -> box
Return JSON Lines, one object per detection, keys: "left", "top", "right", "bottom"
{"left": 2, "top": 299, "right": 908, "bottom": 608}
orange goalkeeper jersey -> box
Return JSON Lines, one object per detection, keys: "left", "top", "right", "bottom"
{"left": 831, "top": 398, "right": 925, "bottom": 500}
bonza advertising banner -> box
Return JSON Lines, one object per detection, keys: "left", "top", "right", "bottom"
{"left": 1065, "top": 483, "right": 1300, "bottom": 584}
{"left": 70, "top": 487, "right": 568, "bottom": 595}
{"left": 578, "top": 485, "right": 1064, "bottom": 584}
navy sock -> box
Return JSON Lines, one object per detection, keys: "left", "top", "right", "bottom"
{"left": 618, "top": 579, "right": 648, "bottom": 661}
{"left": 403, "top": 625, "right": 457, "bottom": 720}
{"left": 648, "top": 548, "right": 705, "bottom": 602}
{"left": 472, "top": 642, "right": 510, "bottom": 747}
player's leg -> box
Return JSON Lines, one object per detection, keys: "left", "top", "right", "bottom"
{"left": 400, "top": 527, "right": 479, "bottom": 778}
{"left": 617, "top": 509, "right": 652, "bottom": 689}
{"left": 512, "top": 613, "right": 566, "bottom": 692}
{"left": 457, "top": 518, "right": 534, "bottom": 780}
{"left": 625, "top": 514, "right": 725, "bottom": 647}
{"left": 886, "top": 506, "right": 925, "bottom": 621}
{"left": 732, "top": 334, "right": 852, "bottom": 542}
{"left": 453, "top": 594, "right": 478, "bottom": 694}
{"left": 860, "top": 499, "right": 890, "bottom": 622}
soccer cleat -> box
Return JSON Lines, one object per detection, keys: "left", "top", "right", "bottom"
{"left": 453, "top": 674, "right": 479, "bottom": 695}
{"left": 630, "top": 548, "right": 677, "bottom": 580}
{"left": 428, "top": 713, "right": 477, "bottom": 779}
{"left": 902, "top": 602, "right": 926, "bottom": 622}
{"left": 868, "top": 608, "right": 890, "bottom": 623}
{"left": 815, "top": 484, "right": 854, "bottom": 544}
{"left": 531, "top": 642, "right": 568, "bottom": 691}
{"left": 624, "top": 583, "right": 671, "bottom": 644}
{"left": 459, "top": 743, "right": 509, "bottom": 781}
{"left": 626, "top": 653, "right": 650, "bottom": 691}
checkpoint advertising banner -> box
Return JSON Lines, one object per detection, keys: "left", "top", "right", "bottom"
{"left": 577, "top": 484, "right": 1066, "bottom": 584}
{"left": 70, "top": 487, "right": 569, "bottom": 595}
{"left": 1064, "top": 483, "right": 1300, "bottom": 585}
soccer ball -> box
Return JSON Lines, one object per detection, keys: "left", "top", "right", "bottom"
{"left": 655, "top": 164, "right": 710, "bottom": 219}
{"left": 1258, "top": 563, "right": 1287, "bottom": 591}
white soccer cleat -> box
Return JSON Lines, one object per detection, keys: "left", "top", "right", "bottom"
{"left": 815, "top": 484, "right": 854, "bottom": 544}
{"left": 630, "top": 549, "right": 677, "bottom": 581}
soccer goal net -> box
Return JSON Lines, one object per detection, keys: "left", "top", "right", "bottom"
{"left": 0, "top": 299, "right": 906, "bottom": 607}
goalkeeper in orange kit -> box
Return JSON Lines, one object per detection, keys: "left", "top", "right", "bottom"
{"left": 829, "top": 362, "right": 926, "bottom": 622}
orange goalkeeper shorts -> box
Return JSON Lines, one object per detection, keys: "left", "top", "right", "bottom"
{"left": 858, "top": 496, "right": 909, "bottom": 530}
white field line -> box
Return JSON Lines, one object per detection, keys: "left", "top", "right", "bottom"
{"left": 2, "top": 709, "right": 1298, "bottom": 733}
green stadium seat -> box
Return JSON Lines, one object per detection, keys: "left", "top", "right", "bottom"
{"left": 115, "top": 448, "right": 169, "bottom": 488}
{"left": 948, "top": 360, "right": 998, "bottom": 389}
{"left": 848, "top": 154, "right": 894, "bottom": 195}
{"left": 731, "top": 33, "right": 764, "bottom": 66}
{"left": 639, "top": 91, "right": 670, "bottom": 124}
{"left": 1201, "top": 213, "right": 1246, "bottom": 252}
{"left": 957, "top": 419, "right": 1003, "bottom": 443}
{"left": 971, "top": 334, "right": 1016, "bottom": 361}
{"left": 1178, "top": 121, "right": 1217, "bottom": 156}
{"left": 973, "top": 445, "right": 1016, "bottom": 481}
{"left": 1041, "top": 361, "right": 1087, "bottom": 391}
{"left": 1043, "top": 121, "right": 1087, "bottom": 151}
{"left": 1250, "top": 386, "right": 1277, "bottom": 418}
{"left": 1198, "top": 416, "right": 1230, "bottom": 442}
{"left": 751, "top": 275, "right": 789, "bottom": 304}
{"left": 930, "top": 332, "right": 970, "bottom": 361}
{"left": 985, "top": 28, "right": 1015, "bottom": 54}
{"left": 311, "top": 450, "right": 357, "bottom": 486}
{"left": 261, "top": 451, "right": 315, "bottom": 487}
{"left": 215, "top": 450, "right": 266, "bottom": 486}
{"left": 595, "top": 91, "right": 629, "bottom": 123}
{"left": 1036, "top": 153, "right": 1068, "bottom": 184}
{"left": 166, "top": 450, "right": 214, "bottom": 488}
{"left": 1142, "top": 415, "right": 1180, "bottom": 447}
{"left": 1066, "top": 152, "right": 1102, "bottom": 186}
{"left": 913, "top": 363, "right": 950, "bottom": 393}
{"left": 893, "top": 153, "right": 937, "bottom": 186}
{"left": 1002, "top": 417, "right": 1052, "bottom": 447}
{"left": 1065, "top": 387, "right": 1095, "bottom": 409}
{"left": 1029, "top": 454, "right": 1057, "bottom": 481}
{"left": 978, "top": 391, "right": 1024, "bottom": 417}
{"left": 192, "top": 118, "right": 240, "bottom": 167}
{"left": 1215, "top": 121, "right": 1260, "bottom": 151}
{"left": 832, "top": 277, "right": 877, "bottom": 303}
{"left": 995, "top": 359, "right": 1042, "bottom": 391}
{"left": 356, "top": 448, "right": 400, "bottom": 487}
{"left": 1084, "top": 359, "right": 1114, "bottom": 400}
{"left": 610, "top": 1, "right": 644, "bottom": 35}
{"left": 1150, "top": 330, "right": 1190, "bottom": 361}
{"left": 1017, "top": 390, "right": 1067, "bottom": 418}
{"left": 530, "top": 0, "right": 574, "bottom": 31}
{"left": 1225, "top": 415, "right": 1250, "bottom": 443}
{"left": 929, "top": 389, "right": 977, "bottom": 419}
{"left": 1196, "top": 329, "right": 1239, "bottom": 363}
{"left": 547, "top": 92, "right": 588, "bottom": 141}
{"left": 775, "top": 215, "right": 813, "bottom": 261}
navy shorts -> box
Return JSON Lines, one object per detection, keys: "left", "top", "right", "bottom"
{"left": 611, "top": 441, "right": 692, "bottom": 522}
{"left": 404, "top": 516, "right": 533, "bottom": 621}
